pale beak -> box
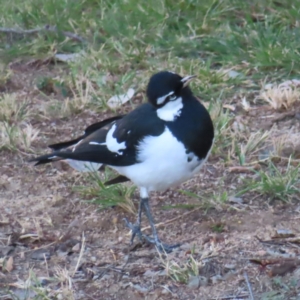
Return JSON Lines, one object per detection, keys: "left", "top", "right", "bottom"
{"left": 181, "top": 75, "right": 197, "bottom": 87}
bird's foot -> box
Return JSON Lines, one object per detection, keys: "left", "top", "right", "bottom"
{"left": 123, "top": 218, "right": 180, "bottom": 253}
{"left": 146, "top": 237, "right": 180, "bottom": 253}
{"left": 123, "top": 218, "right": 143, "bottom": 244}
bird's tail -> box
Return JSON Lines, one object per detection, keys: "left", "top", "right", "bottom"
{"left": 29, "top": 151, "right": 102, "bottom": 172}
{"left": 29, "top": 152, "right": 63, "bottom": 166}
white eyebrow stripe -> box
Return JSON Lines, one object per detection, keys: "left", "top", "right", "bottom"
{"left": 156, "top": 91, "right": 174, "bottom": 105}
{"left": 89, "top": 142, "right": 105, "bottom": 145}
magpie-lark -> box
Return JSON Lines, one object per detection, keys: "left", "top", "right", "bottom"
{"left": 30, "top": 71, "right": 214, "bottom": 252}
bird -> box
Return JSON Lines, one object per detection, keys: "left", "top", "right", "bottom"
{"left": 30, "top": 71, "right": 214, "bottom": 252}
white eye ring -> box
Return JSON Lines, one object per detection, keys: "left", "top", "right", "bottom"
{"left": 169, "top": 94, "right": 177, "bottom": 101}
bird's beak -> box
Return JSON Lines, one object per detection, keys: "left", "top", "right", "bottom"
{"left": 181, "top": 75, "right": 197, "bottom": 87}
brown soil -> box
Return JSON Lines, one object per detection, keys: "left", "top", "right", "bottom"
{"left": 1, "top": 63, "right": 300, "bottom": 300}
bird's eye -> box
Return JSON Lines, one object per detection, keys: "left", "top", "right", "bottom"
{"left": 168, "top": 93, "right": 177, "bottom": 101}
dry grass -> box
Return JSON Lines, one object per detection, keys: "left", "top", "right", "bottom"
{"left": 260, "top": 80, "right": 300, "bottom": 110}
{"left": 159, "top": 246, "right": 222, "bottom": 285}
{"left": 0, "top": 122, "right": 39, "bottom": 152}
{"left": 238, "top": 130, "right": 271, "bottom": 165}
{"left": 42, "top": 71, "right": 98, "bottom": 118}
{"left": 0, "top": 93, "right": 31, "bottom": 123}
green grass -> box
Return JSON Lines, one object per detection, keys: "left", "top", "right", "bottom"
{"left": 2, "top": 0, "right": 300, "bottom": 94}
{"left": 76, "top": 168, "right": 137, "bottom": 214}
{"left": 238, "top": 159, "right": 300, "bottom": 202}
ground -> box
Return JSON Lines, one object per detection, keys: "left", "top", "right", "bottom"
{"left": 0, "top": 1, "right": 300, "bottom": 299}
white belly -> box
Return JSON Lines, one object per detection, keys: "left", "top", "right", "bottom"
{"left": 111, "top": 127, "right": 209, "bottom": 192}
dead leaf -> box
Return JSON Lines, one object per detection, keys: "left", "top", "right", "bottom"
{"left": 227, "top": 70, "right": 242, "bottom": 78}
{"left": 6, "top": 256, "right": 13, "bottom": 272}
{"left": 107, "top": 88, "right": 135, "bottom": 108}
{"left": 55, "top": 52, "right": 85, "bottom": 63}
{"left": 250, "top": 257, "right": 300, "bottom": 274}
{"left": 272, "top": 229, "right": 295, "bottom": 239}
{"left": 203, "top": 234, "right": 225, "bottom": 244}
{"left": 223, "top": 104, "right": 235, "bottom": 111}
{"left": 72, "top": 243, "right": 81, "bottom": 253}
{"left": 130, "top": 283, "right": 149, "bottom": 293}
{"left": 211, "top": 234, "right": 225, "bottom": 244}
{"left": 228, "top": 166, "right": 259, "bottom": 174}
{"left": 241, "top": 97, "right": 251, "bottom": 111}
{"left": 268, "top": 261, "right": 298, "bottom": 277}
{"left": 228, "top": 196, "right": 244, "bottom": 204}
{"left": 0, "top": 220, "right": 10, "bottom": 226}
{"left": 279, "top": 79, "right": 300, "bottom": 88}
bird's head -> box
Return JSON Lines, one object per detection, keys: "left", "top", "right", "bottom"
{"left": 146, "top": 71, "right": 196, "bottom": 121}
{"left": 146, "top": 71, "right": 196, "bottom": 108}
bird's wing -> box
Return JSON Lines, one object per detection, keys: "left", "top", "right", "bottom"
{"left": 31, "top": 103, "right": 165, "bottom": 167}
{"left": 49, "top": 115, "right": 125, "bottom": 151}
{"left": 104, "top": 175, "right": 130, "bottom": 185}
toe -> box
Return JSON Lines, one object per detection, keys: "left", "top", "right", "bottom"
{"left": 157, "top": 242, "right": 181, "bottom": 253}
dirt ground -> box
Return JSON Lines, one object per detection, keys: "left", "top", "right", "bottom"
{"left": 1, "top": 63, "right": 300, "bottom": 300}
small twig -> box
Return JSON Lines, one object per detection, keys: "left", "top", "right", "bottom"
{"left": 107, "top": 266, "right": 129, "bottom": 275}
{"left": 84, "top": 293, "right": 98, "bottom": 300}
{"left": 44, "top": 253, "right": 50, "bottom": 278}
{"left": 255, "top": 235, "right": 286, "bottom": 246}
{"left": 244, "top": 271, "right": 254, "bottom": 300}
{"left": 59, "top": 217, "right": 82, "bottom": 241}
{"left": 73, "top": 232, "right": 86, "bottom": 276}
{"left": 0, "top": 25, "right": 87, "bottom": 43}
{"left": 160, "top": 285, "right": 177, "bottom": 296}
{"left": 18, "top": 241, "right": 57, "bottom": 254}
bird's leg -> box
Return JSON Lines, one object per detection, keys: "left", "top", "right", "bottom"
{"left": 123, "top": 197, "right": 160, "bottom": 246}
{"left": 124, "top": 198, "right": 144, "bottom": 244}
{"left": 124, "top": 187, "right": 180, "bottom": 252}
{"left": 142, "top": 197, "right": 180, "bottom": 253}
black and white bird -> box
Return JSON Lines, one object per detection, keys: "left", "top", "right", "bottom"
{"left": 30, "top": 71, "right": 214, "bottom": 252}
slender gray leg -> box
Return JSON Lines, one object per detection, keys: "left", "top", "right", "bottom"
{"left": 142, "top": 197, "right": 180, "bottom": 253}
{"left": 124, "top": 198, "right": 144, "bottom": 244}
{"left": 124, "top": 197, "right": 158, "bottom": 245}
{"left": 141, "top": 197, "right": 160, "bottom": 244}
{"left": 124, "top": 188, "right": 180, "bottom": 252}
{"left": 124, "top": 187, "right": 151, "bottom": 244}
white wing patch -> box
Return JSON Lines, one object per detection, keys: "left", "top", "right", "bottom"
{"left": 89, "top": 142, "right": 102, "bottom": 145}
{"left": 156, "top": 97, "right": 183, "bottom": 121}
{"left": 89, "top": 124, "right": 126, "bottom": 155}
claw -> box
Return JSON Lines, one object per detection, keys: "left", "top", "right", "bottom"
{"left": 123, "top": 218, "right": 143, "bottom": 244}
{"left": 155, "top": 241, "right": 181, "bottom": 253}
{"left": 123, "top": 218, "right": 180, "bottom": 252}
